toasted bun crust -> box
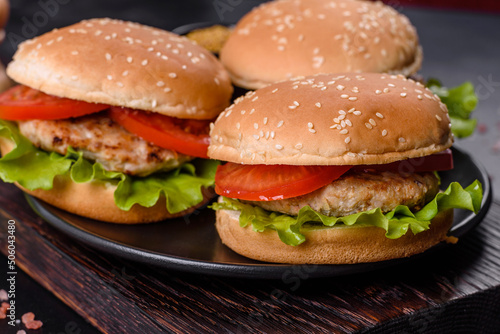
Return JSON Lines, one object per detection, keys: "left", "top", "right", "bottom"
{"left": 0, "top": 0, "right": 8, "bottom": 32}
{"left": 208, "top": 73, "right": 453, "bottom": 165}
{"left": 6, "top": 18, "right": 233, "bottom": 119}
{"left": 0, "top": 139, "right": 211, "bottom": 224}
{"left": 216, "top": 207, "right": 454, "bottom": 264}
{"left": 220, "top": 0, "right": 422, "bottom": 89}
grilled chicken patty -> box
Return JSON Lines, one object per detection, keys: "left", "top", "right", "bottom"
{"left": 246, "top": 170, "right": 440, "bottom": 217}
{"left": 17, "top": 112, "right": 192, "bottom": 176}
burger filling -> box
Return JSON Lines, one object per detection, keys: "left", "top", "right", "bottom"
{"left": 17, "top": 112, "right": 192, "bottom": 177}
{"left": 243, "top": 170, "right": 440, "bottom": 218}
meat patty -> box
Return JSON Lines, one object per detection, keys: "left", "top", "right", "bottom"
{"left": 17, "top": 112, "right": 192, "bottom": 176}
{"left": 246, "top": 170, "right": 440, "bottom": 217}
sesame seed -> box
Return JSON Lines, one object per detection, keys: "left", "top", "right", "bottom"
{"left": 349, "top": 97, "right": 358, "bottom": 101}
{"left": 263, "top": 117, "right": 268, "bottom": 125}
{"left": 347, "top": 152, "right": 356, "bottom": 157}
{"left": 254, "top": 123, "right": 259, "bottom": 129}
{"left": 252, "top": 96, "right": 259, "bottom": 102}
{"left": 382, "top": 129, "right": 388, "bottom": 136}
{"left": 250, "top": 108, "right": 256, "bottom": 114}
{"left": 127, "top": 57, "right": 133, "bottom": 63}
{"left": 436, "top": 115, "right": 442, "bottom": 121}
{"left": 292, "top": 85, "right": 299, "bottom": 90}
{"left": 345, "top": 137, "right": 351, "bottom": 144}
{"left": 308, "top": 122, "right": 314, "bottom": 129}
{"left": 338, "top": 114, "right": 346, "bottom": 120}
{"left": 295, "top": 143, "right": 303, "bottom": 149}
{"left": 277, "top": 120, "right": 284, "bottom": 128}
{"left": 152, "top": 100, "right": 158, "bottom": 108}
{"left": 417, "top": 95, "right": 423, "bottom": 100}
{"left": 157, "top": 81, "right": 165, "bottom": 87}
{"left": 288, "top": 105, "right": 297, "bottom": 110}
{"left": 400, "top": 92, "right": 407, "bottom": 97}
{"left": 399, "top": 137, "right": 406, "bottom": 143}
{"left": 275, "top": 144, "right": 283, "bottom": 150}
{"left": 169, "top": 73, "right": 177, "bottom": 78}
{"left": 107, "top": 75, "right": 113, "bottom": 80}
{"left": 375, "top": 90, "right": 382, "bottom": 94}
{"left": 339, "top": 110, "right": 346, "bottom": 115}
{"left": 340, "top": 129, "right": 348, "bottom": 134}
{"left": 141, "top": 59, "right": 148, "bottom": 66}
{"left": 348, "top": 108, "right": 355, "bottom": 113}
{"left": 164, "top": 88, "right": 172, "bottom": 93}
{"left": 341, "top": 94, "right": 349, "bottom": 99}
{"left": 272, "top": 88, "right": 279, "bottom": 93}
{"left": 376, "top": 112, "right": 384, "bottom": 119}
{"left": 271, "top": 131, "right": 276, "bottom": 139}
{"left": 315, "top": 102, "right": 322, "bottom": 108}
{"left": 388, "top": 83, "right": 396, "bottom": 87}
{"left": 253, "top": 135, "right": 260, "bottom": 140}
{"left": 117, "top": 82, "right": 124, "bottom": 87}
{"left": 353, "top": 110, "right": 362, "bottom": 116}
{"left": 309, "top": 128, "right": 317, "bottom": 133}
{"left": 337, "top": 85, "right": 345, "bottom": 91}
{"left": 71, "top": 51, "right": 79, "bottom": 55}
{"left": 365, "top": 123, "right": 373, "bottom": 129}
{"left": 424, "top": 94, "right": 432, "bottom": 99}
{"left": 383, "top": 88, "right": 390, "bottom": 93}
{"left": 236, "top": 123, "right": 241, "bottom": 130}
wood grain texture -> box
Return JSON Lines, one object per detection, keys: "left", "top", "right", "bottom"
{"left": 1, "top": 180, "right": 500, "bottom": 334}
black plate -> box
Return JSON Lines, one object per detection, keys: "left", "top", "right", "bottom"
{"left": 26, "top": 147, "right": 492, "bottom": 279}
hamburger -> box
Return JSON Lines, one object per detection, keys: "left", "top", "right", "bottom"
{"left": 209, "top": 73, "right": 483, "bottom": 264}
{"left": 220, "top": 0, "right": 423, "bottom": 90}
{"left": 0, "top": 18, "right": 233, "bottom": 223}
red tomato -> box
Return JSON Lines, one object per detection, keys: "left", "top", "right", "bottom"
{"left": 215, "top": 163, "right": 352, "bottom": 201}
{"left": 108, "top": 107, "right": 212, "bottom": 158}
{"left": 353, "top": 149, "right": 453, "bottom": 174}
{"left": 0, "top": 85, "right": 108, "bottom": 120}
{"left": 215, "top": 150, "right": 453, "bottom": 202}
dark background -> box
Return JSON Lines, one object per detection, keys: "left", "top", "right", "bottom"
{"left": 0, "top": 1, "right": 499, "bottom": 333}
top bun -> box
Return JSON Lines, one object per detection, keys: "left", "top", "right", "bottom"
{"left": 7, "top": 18, "right": 233, "bottom": 119}
{"left": 208, "top": 73, "right": 453, "bottom": 165}
{"left": 220, "top": 0, "right": 422, "bottom": 90}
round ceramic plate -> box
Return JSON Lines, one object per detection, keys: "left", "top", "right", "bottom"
{"left": 26, "top": 147, "right": 492, "bottom": 279}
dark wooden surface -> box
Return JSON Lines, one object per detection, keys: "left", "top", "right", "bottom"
{"left": 1, "top": 1, "right": 500, "bottom": 333}
{"left": 0, "top": 183, "right": 500, "bottom": 333}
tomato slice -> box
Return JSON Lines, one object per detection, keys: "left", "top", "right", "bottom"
{"left": 215, "top": 150, "right": 453, "bottom": 202}
{"left": 215, "top": 163, "right": 352, "bottom": 201}
{"left": 0, "top": 85, "right": 109, "bottom": 120}
{"left": 108, "top": 107, "right": 211, "bottom": 158}
{"left": 352, "top": 149, "right": 453, "bottom": 174}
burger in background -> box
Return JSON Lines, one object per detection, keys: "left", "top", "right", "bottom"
{"left": 209, "top": 73, "right": 483, "bottom": 264}
{"left": 219, "top": 0, "right": 422, "bottom": 90}
{"left": 0, "top": 18, "right": 233, "bottom": 223}
{"left": 0, "top": 0, "right": 11, "bottom": 92}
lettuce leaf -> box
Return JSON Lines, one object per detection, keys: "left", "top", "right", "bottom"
{"left": 211, "top": 180, "right": 483, "bottom": 246}
{"left": 427, "top": 79, "right": 478, "bottom": 138}
{"left": 0, "top": 120, "right": 218, "bottom": 214}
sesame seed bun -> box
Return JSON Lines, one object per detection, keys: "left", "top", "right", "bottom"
{"left": 6, "top": 18, "right": 233, "bottom": 119}
{"left": 208, "top": 73, "right": 453, "bottom": 166}
{"left": 216, "top": 207, "right": 454, "bottom": 264}
{"left": 220, "top": 0, "right": 422, "bottom": 90}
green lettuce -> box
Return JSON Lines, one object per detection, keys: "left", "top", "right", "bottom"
{"left": 0, "top": 120, "right": 218, "bottom": 214}
{"left": 211, "top": 181, "right": 483, "bottom": 246}
{"left": 427, "top": 79, "right": 478, "bottom": 138}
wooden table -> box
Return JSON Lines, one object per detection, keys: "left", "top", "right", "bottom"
{"left": 1, "top": 1, "right": 500, "bottom": 333}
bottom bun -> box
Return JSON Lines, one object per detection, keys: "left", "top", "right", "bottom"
{"left": 216, "top": 208, "right": 454, "bottom": 264}
{"left": 0, "top": 139, "right": 212, "bottom": 224}
{"left": 18, "top": 175, "right": 213, "bottom": 224}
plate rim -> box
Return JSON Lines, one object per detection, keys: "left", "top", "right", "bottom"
{"left": 26, "top": 146, "right": 492, "bottom": 279}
